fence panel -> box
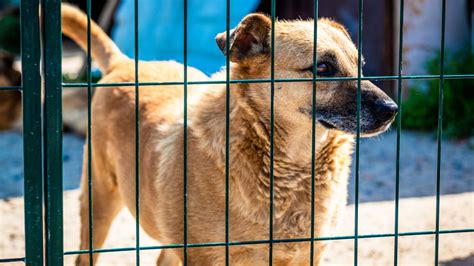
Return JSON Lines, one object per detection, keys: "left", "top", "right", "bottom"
{"left": 1, "top": 0, "right": 474, "bottom": 265}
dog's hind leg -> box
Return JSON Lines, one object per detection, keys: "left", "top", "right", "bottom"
{"left": 75, "top": 145, "right": 124, "bottom": 266}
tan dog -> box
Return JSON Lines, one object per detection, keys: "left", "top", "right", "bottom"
{"left": 62, "top": 4, "right": 397, "bottom": 265}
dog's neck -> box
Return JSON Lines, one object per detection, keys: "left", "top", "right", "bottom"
{"left": 191, "top": 69, "right": 354, "bottom": 222}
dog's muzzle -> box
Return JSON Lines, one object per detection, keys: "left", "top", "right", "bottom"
{"left": 373, "top": 99, "right": 398, "bottom": 123}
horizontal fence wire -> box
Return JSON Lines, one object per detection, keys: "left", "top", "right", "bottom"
{"left": 0, "top": 86, "right": 22, "bottom": 91}
{"left": 62, "top": 228, "right": 474, "bottom": 256}
{"left": 60, "top": 74, "right": 474, "bottom": 88}
{"left": 0, "top": 258, "right": 25, "bottom": 263}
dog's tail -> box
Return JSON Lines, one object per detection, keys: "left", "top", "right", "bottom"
{"left": 61, "top": 3, "right": 127, "bottom": 73}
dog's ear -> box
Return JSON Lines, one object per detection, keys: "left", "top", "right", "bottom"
{"left": 215, "top": 13, "right": 271, "bottom": 63}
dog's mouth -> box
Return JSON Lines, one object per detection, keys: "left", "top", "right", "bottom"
{"left": 359, "top": 115, "right": 396, "bottom": 137}
{"left": 299, "top": 106, "right": 396, "bottom": 136}
{"left": 317, "top": 119, "right": 337, "bottom": 130}
{"left": 317, "top": 115, "right": 396, "bottom": 136}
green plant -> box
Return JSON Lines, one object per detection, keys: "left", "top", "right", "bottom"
{"left": 402, "top": 49, "right": 474, "bottom": 138}
{"left": 0, "top": 8, "right": 20, "bottom": 55}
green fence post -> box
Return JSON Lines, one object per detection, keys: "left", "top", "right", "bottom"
{"left": 434, "top": 0, "right": 447, "bottom": 264}
{"left": 21, "top": 0, "right": 44, "bottom": 265}
{"left": 42, "top": 0, "right": 64, "bottom": 264}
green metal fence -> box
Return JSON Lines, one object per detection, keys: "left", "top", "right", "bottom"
{"left": 1, "top": 0, "right": 474, "bottom": 265}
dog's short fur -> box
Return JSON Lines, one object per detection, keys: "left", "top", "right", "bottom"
{"left": 62, "top": 4, "right": 397, "bottom": 265}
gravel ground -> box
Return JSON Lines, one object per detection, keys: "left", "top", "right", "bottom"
{"left": 0, "top": 130, "right": 472, "bottom": 201}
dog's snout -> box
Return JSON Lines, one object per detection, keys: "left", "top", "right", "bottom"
{"left": 374, "top": 99, "right": 398, "bottom": 121}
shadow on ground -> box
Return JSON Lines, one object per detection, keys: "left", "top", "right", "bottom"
{"left": 441, "top": 254, "right": 474, "bottom": 266}
{"left": 348, "top": 131, "right": 473, "bottom": 203}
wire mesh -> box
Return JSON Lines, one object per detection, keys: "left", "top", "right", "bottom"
{"left": 1, "top": 0, "right": 473, "bottom": 265}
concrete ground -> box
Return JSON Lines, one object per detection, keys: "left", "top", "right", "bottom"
{"left": 0, "top": 130, "right": 473, "bottom": 264}
{"left": 1, "top": 191, "right": 472, "bottom": 265}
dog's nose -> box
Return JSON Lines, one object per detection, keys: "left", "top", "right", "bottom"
{"left": 374, "top": 100, "right": 398, "bottom": 121}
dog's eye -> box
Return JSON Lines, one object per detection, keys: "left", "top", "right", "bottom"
{"left": 301, "top": 62, "right": 336, "bottom": 76}
{"left": 317, "top": 63, "right": 329, "bottom": 73}
{"left": 316, "top": 62, "right": 336, "bottom": 76}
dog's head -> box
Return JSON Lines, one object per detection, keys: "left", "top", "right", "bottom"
{"left": 216, "top": 14, "right": 397, "bottom": 137}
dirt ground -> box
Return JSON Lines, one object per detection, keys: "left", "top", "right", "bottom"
{"left": 1, "top": 190, "right": 472, "bottom": 265}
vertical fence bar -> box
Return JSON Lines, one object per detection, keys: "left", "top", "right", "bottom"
{"left": 268, "top": 0, "right": 276, "bottom": 264}
{"left": 183, "top": 0, "right": 189, "bottom": 264}
{"left": 434, "top": 0, "right": 446, "bottom": 264}
{"left": 86, "top": 0, "right": 94, "bottom": 264}
{"left": 310, "top": 0, "right": 319, "bottom": 264}
{"left": 354, "top": 0, "right": 364, "bottom": 265}
{"left": 42, "top": 0, "right": 64, "bottom": 264}
{"left": 225, "top": 0, "right": 231, "bottom": 264}
{"left": 134, "top": 0, "right": 141, "bottom": 264}
{"left": 394, "top": 0, "right": 404, "bottom": 264}
{"left": 21, "top": 0, "right": 44, "bottom": 264}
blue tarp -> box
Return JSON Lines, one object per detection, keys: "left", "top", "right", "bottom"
{"left": 112, "top": 0, "right": 260, "bottom": 75}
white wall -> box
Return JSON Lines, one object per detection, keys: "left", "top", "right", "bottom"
{"left": 394, "top": 0, "right": 470, "bottom": 76}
